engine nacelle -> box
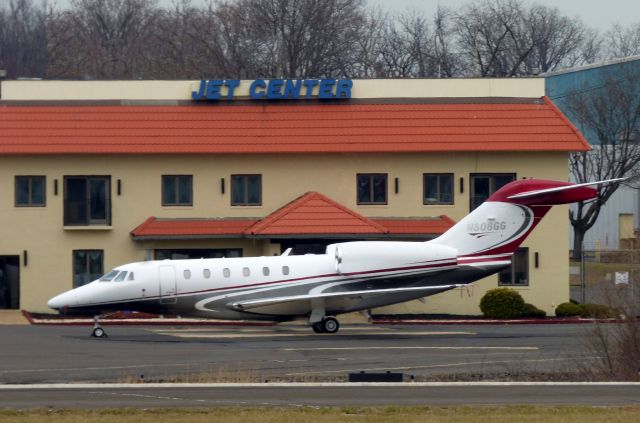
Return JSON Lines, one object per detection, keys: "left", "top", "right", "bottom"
{"left": 326, "top": 241, "right": 457, "bottom": 275}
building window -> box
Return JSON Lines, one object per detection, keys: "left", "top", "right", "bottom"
{"left": 424, "top": 173, "right": 453, "bottom": 205}
{"left": 73, "top": 250, "right": 103, "bottom": 287}
{"left": 64, "top": 176, "right": 111, "bottom": 226}
{"left": 231, "top": 174, "right": 262, "bottom": 206}
{"left": 499, "top": 248, "right": 529, "bottom": 286}
{"left": 357, "top": 173, "right": 387, "bottom": 205}
{"left": 162, "top": 175, "right": 192, "bottom": 206}
{"left": 470, "top": 173, "right": 516, "bottom": 210}
{"left": 155, "top": 249, "right": 242, "bottom": 260}
{"left": 15, "top": 176, "right": 46, "bottom": 207}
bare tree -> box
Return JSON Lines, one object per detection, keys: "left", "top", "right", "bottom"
{"left": 0, "top": 0, "right": 48, "bottom": 78}
{"left": 568, "top": 70, "right": 640, "bottom": 259}
{"left": 523, "top": 4, "right": 593, "bottom": 73}
{"left": 222, "top": 0, "right": 367, "bottom": 78}
{"left": 454, "top": 0, "right": 597, "bottom": 77}
{"left": 604, "top": 22, "right": 640, "bottom": 58}
{"left": 47, "top": 0, "right": 159, "bottom": 79}
{"left": 432, "top": 7, "right": 461, "bottom": 77}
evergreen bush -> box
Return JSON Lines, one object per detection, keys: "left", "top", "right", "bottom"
{"left": 555, "top": 302, "right": 582, "bottom": 317}
{"left": 521, "top": 302, "right": 547, "bottom": 318}
{"left": 479, "top": 288, "right": 525, "bottom": 319}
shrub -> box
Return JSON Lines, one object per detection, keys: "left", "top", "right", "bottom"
{"left": 555, "top": 302, "right": 582, "bottom": 317}
{"left": 521, "top": 303, "right": 547, "bottom": 318}
{"left": 579, "top": 303, "right": 616, "bottom": 319}
{"left": 479, "top": 288, "right": 525, "bottom": 319}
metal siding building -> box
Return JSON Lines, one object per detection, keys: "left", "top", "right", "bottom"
{"left": 544, "top": 56, "right": 640, "bottom": 250}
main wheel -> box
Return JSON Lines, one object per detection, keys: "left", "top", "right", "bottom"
{"left": 322, "top": 317, "right": 340, "bottom": 334}
{"left": 311, "top": 322, "right": 325, "bottom": 333}
{"left": 92, "top": 327, "right": 106, "bottom": 338}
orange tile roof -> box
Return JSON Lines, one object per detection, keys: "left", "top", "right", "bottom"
{"left": 131, "top": 217, "right": 258, "bottom": 238}
{"left": 247, "top": 191, "right": 388, "bottom": 236}
{"left": 373, "top": 217, "right": 456, "bottom": 235}
{"left": 130, "top": 192, "right": 455, "bottom": 239}
{"left": 0, "top": 97, "right": 589, "bottom": 154}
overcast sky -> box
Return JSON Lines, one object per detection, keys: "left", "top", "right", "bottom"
{"left": 49, "top": 0, "right": 639, "bottom": 32}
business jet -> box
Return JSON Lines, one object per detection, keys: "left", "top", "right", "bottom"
{"left": 48, "top": 178, "right": 615, "bottom": 336}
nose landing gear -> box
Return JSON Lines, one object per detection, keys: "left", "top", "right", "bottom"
{"left": 91, "top": 315, "right": 108, "bottom": 338}
{"left": 311, "top": 317, "right": 340, "bottom": 334}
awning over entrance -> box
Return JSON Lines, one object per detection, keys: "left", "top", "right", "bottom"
{"left": 130, "top": 191, "right": 454, "bottom": 241}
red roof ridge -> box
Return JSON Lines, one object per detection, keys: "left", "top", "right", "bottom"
{"left": 130, "top": 216, "right": 157, "bottom": 237}
{"left": 542, "top": 96, "right": 591, "bottom": 151}
{"left": 246, "top": 191, "right": 388, "bottom": 235}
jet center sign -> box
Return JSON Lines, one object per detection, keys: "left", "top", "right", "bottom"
{"left": 192, "top": 79, "right": 353, "bottom": 101}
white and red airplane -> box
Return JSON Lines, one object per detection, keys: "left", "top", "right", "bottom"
{"left": 48, "top": 178, "right": 614, "bottom": 336}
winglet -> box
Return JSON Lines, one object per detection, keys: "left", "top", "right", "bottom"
{"left": 507, "top": 177, "right": 627, "bottom": 200}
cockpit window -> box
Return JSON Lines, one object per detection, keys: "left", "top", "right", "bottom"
{"left": 128, "top": 272, "right": 135, "bottom": 281}
{"left": 99, "top": 270, "right": 119, "bottom": 282}
{"left": 115, "top": 271, "right": 128, "bottom": 282}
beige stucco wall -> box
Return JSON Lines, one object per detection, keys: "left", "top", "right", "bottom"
{"left": 0, "top": 152, "right": 568, "bottom": 314}
{"left": 0, "top": 78, "right": 545, "bottom": 101}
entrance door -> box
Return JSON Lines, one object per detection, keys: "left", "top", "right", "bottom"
{"left": 158, "top": 265, "right": 177, "bottom": 304}
{"left": 0, "top": 256, "right": 20, "bottom": 309}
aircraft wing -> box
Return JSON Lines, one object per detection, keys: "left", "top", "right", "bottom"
{"left": 230, "top": 284, "right": 463, "bottom": 311}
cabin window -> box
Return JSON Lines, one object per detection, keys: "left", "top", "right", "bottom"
{"left": 98, "top": 269, "right": 119, "bottom": 282}
{"left": 183, "top": 269, "right": 191, "bottom": 279}
{"left": 357, "top": 173, "right": 387, "bottom": 205}
{"left": 223, "top": 268, "right": 230, "bottom": 278}
{"left": 162, "top": 175, "right": 193, "bottom": 206}
{"left": 470, "top": 173, "right": 516, "bottom": 211}
{"left": 15, "top": 176, "right": 46, "bottom": 207}
{"left": 73, "top": 250, "right": 104, "bottom": 287}
{"left": 243, "top": 267, "right": 250, "bottom": 277}
{"left": 231, "top": 174, "right": 262, "bottom": 206}
{"left": 263, "top": 267, "right": 270, "bottom": 276}
{"left": 128, "top": 272, "right": 135, "bottom": 281}
{"left": 282, "top": 266, "right": 290, "bottom": 276}
{"left": 203, "top": 269, "right": 211, "bottom": 279}
{"left": 423, "top": 173, "right": 454, "bottom": 205}
{"left": 115, "top": 271, "right": 128, "bottom": 282}
{"left": 64, "top": 176, "right": 111, "bottom": 226}
{"left": 499, "top": 248, "right": 529, "bottom": 286}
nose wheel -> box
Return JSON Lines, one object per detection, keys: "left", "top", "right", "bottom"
{"left": 311, "top": 317, "right": 340, "bottom": 334}
{"left": 91, "top": 315, "right": 108, "bottom": 338}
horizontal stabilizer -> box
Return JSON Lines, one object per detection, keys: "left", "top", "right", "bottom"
{"left": 230, "top": 284, "right": 463, "bottom": 311}
{"left": 508, "top": 178, "right": 626, "bottom": 200}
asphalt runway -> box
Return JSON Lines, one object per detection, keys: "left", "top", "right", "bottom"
{"left": 0, "top": 323, "right": 592, "bottom": 385}
{"left": 2, "top": 383, "right": 640, "bottom": 408}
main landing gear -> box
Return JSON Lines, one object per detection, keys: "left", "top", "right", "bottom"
{"left": 91, "top": 315, "right": 108, "bottom": 338}
{"left": 311, "top": 317, "right": 340, "bottom": 334}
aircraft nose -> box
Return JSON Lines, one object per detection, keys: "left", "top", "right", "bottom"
{"left": 48, "top": 292, "right": 74, "bottom": 310}
{"left": 47, "top": 294, "right": 64, "bottom": 310}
